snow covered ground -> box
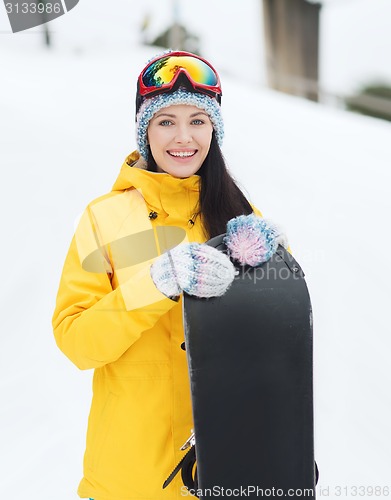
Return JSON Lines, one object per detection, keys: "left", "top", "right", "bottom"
{"left": 1, "top": 0, "right": 391, "bottom": 95}
{"left": 1, "top": 3, "right": 391, "bottom": 499}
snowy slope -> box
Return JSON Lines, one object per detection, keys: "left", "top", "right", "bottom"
{"left": 1, "top": 9, "right": 391, "bottom": 500}
{"left": 1, "top": 0, "right": 391, "bottom": 94}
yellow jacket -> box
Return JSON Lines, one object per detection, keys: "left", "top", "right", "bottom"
{"left": 53, "top": 152, "right": 261, "bottom": 500}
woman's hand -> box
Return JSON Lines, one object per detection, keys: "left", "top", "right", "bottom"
{"left": 224, "top": 214, "right": 288, "bottom": 267}
{"left": 150, "top": 243, "right": 236, "bottom": 299}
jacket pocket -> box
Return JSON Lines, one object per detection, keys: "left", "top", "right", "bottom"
{"left": 87, "top": 391, "right": 118, "bottom": 473}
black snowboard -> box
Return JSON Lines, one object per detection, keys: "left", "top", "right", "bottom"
{"left": 182, "top": 235, "right": 316, "bottom": 499}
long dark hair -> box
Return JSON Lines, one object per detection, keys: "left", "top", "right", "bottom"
{"left": 147, "top": 132, "right": 253, "bottom": 239}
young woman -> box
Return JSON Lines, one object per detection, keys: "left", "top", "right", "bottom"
{"left": 52, "top": 51, "right": 280, "bottom": 500}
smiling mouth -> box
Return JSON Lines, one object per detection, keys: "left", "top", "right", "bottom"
{"left": 168, "top": 150, "right": 197, "bottom": 158}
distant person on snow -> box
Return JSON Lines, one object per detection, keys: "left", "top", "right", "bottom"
{"left": 52, "top": 51, "right": 287, "bottom": 500}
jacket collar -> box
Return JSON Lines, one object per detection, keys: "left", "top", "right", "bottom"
{"left": 111, "top": 151, "right": 201, "bottom": 222}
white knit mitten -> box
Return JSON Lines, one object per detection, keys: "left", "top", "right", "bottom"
{"left": 150, "top": 243, "right": 236, "bottom": 299}
{"left": 224, "top": 214, "right": 289, "bottom": 267}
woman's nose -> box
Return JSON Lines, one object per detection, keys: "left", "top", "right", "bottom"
{"left": 175, "top": 125, "right": 192, "bottom": 143}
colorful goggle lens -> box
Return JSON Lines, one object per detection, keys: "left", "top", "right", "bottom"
{"left": 142, "top": 55, "right": 219, "bottom": 89}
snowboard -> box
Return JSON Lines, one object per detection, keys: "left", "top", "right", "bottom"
{"left": 172, "top": 235, "right": 316, "bottom": 498}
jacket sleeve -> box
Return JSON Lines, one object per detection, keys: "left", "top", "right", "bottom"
{"left": 52, "top": 206, "right": 177, "bottom": 371}
{"left": 252, "top": 205, "right": 263, "bottom": 218}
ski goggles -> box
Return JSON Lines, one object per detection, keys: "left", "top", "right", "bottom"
{"left": 137, "top": 51, "right": 222, "bottom": 103}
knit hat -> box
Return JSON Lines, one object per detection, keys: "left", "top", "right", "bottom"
{"left": 136, "top": 88, "right": 224, "bottom": 161}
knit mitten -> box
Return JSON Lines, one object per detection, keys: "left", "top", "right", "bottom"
{"left": 150, "top": 243, "right": 236, "bottom": 299}
{"left": 224, "top": 214, "right": 288, "bottom": 267}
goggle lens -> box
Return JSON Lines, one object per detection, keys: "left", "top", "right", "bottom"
{"left": 142, "top": 55, "right": 219, "bottom": 89}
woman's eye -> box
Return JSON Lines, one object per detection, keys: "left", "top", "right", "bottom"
{"left": 159, "top": 120, "right": 172, "bottom": 126}
{"left": 192, "top": 119, "right": 205, "bottom": 125}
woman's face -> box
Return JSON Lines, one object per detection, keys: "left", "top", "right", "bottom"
{"left": 147, "top": 104, "right": 213, "bottom": 178}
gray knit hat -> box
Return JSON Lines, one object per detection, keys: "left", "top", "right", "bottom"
{"left": 135, "top": 88, "right": 224, "bottom": 161}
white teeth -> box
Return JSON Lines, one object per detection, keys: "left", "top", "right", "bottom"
{"left": 169, "top": 151, "right": 196, "bottom": 158}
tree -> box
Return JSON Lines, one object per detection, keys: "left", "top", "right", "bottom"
{"left": 38, "top": 0, "right": 51, "bottom": 47}
{"left": 262, "top": 0, "right": 321, "bottom": 101}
